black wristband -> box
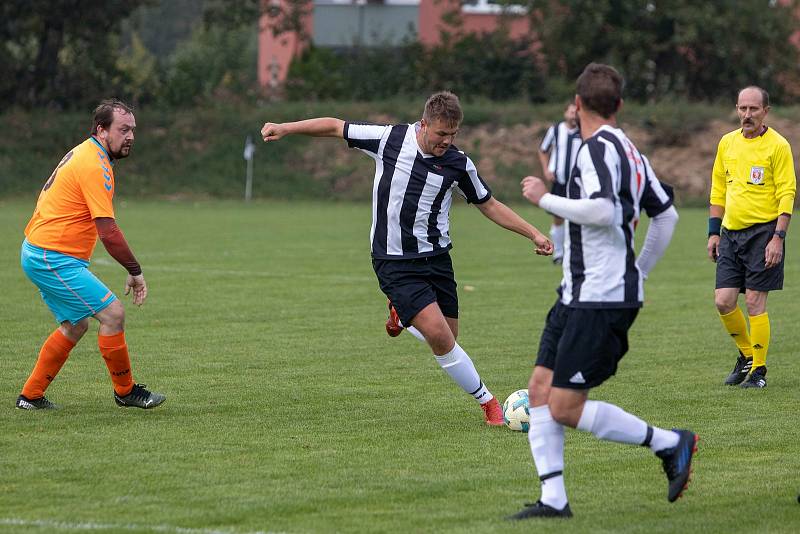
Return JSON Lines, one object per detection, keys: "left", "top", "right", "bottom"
{"left": 708, "top": 217, "right": 722, "bottom": 236}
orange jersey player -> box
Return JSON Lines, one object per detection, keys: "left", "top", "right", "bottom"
{"left": 17, "top": 99, "right": 165, "bottom": 410}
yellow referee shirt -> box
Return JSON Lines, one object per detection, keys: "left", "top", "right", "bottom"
{"left": 710, "top": 127, "right": 796, "bottom": 231}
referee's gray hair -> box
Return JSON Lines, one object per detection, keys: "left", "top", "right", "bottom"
{"left": 423, "top": 91, "right": 463, "bottom": 127}
{"left": 738, "top": 86, "right": 769, "bottom": 108}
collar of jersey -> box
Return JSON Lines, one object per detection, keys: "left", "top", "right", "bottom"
{"left": 90, "top": 136, "right": 115, "bottom": 165}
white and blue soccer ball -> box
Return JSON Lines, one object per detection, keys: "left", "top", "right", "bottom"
{"left": 502, "top": 389, "right": 530, "bottom": 432}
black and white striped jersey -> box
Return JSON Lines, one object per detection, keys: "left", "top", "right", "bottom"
{"left": 561, "top": 125, "right": 673, "bottom": 308}
{"left": 343, "top": 121, "right": 492, "bottom": 259}
{"left": 540, "top": 122, "right": 582, "bottom": 185}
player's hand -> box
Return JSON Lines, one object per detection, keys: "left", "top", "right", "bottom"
{"left": 532, "top": 232, "right": 554, "bottom": 256}
{"left": 125, "top": 274, "right": 147, "bottom": 306}
{"left": 707, "top": 235, "right": 720, "bottom": 262}
{"left": 261, "top": 122, "right": 286, "bottom": 142}
{"left": 521, "top": 176, "right": 548, "bottom": 206}
{"left": 765, "top": 236, "right": 784, "bottom": 269}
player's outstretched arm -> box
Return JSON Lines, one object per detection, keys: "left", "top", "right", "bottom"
{"left": 261, "top": 118, "right": 345, "bottom": 142}
{"left": 475, "top": 197, "right": 553, "bottom": 256}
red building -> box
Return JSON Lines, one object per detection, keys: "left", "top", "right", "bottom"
{"left": 258, "top": 0, "right": 533, "bottom": 90}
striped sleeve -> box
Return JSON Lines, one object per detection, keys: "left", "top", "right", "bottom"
{"left": 343, "top": 122, "right": 390, "bottom": 156}
{"left": 455, "top": 155, "right": 492, "bottom": 204}
{"left": 539, "top": 124, "right": 555, "bottom": 152}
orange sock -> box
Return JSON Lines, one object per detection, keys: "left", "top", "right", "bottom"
{"left": 21, "top": 329, "right": 76, "bottom": 399}
{"left": 98, "top": 332, "right": 134, "bottom": 396}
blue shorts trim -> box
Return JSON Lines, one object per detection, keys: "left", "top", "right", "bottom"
{"left": 21, "top": 240, "right": 116, "bottom": 325}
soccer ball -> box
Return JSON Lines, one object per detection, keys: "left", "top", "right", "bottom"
{"left": 502, "top": 389, "right": 530, "bottom": 432}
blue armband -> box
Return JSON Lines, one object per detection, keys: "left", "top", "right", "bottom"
{"left": 708, "top": 217, "right": 722, "bottom": 236}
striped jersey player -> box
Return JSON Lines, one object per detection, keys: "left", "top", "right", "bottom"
{"left": 512, "top": 64, "right": 696, "bottom": 520}
{"left": 262, "top": 91, "right": 553, "bottom": 426}
{"left": 537, "top": 102, "right": 582, "bottom": 263}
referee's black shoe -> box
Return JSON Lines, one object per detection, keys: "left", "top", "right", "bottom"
{"left": 740, "top": 365, "right": 767, "bottom": 388}
{"left": 724, "top": 352, "right": 752, "bottom": 385}
{"left": 507, "top": 500, "right": 572, "bottom": 520}
{"left": 656, "top": 429, "right": 698, "bottom": 502}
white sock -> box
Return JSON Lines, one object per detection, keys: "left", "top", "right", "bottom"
{"left": 434, "top": 343, "right": 493, "bottom": 404}
{"left": 551, "top": 223, "right": 565, "bottom": 259}
{"left": 577, "top": 400, "right": 679, "bottom": 451}
{"left": 528, "top": 405, "right": 567, "bottom": 509}
{"left": 406, "top": 326, "right": 426, "bottom": 342}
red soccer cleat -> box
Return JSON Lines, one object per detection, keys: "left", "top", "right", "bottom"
{"left": 481, "top": 397, "right": 505, "bottom": 426}
{"left": 385, "top": 300, "right": 403, "bottom": 337}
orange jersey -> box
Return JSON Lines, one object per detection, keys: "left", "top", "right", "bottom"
{"left": 24, "top": 138, "right": 115, "bottom": 260}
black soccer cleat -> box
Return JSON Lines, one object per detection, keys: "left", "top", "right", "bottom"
{"left": 15, "top": 394, "right": 58, "bottom": 410}
{"left": 507, "top": 500, "right": 573, "bottom": 520}
{"left": 740, "top": 366, "right": 767, "bottom": 388}
{"left": 656, "top": 429, "right": 698, "bottom": 502}
{"left": 114, "top": 383, "right": 166, "bottom": 409}
{"left": 724, "top": 353, "right": 752, "bottom": 385}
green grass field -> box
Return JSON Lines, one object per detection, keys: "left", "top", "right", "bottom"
{"left": 1, "top": 200, "right": 799, "bottom": 533}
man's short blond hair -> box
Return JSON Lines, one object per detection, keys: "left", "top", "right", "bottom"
{"left": 423, "top": 91, "right": 463, "bottom": 127}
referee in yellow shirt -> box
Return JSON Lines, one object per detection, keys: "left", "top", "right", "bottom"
{"left": 708, "top": 86, "right": 796, "bottom": 388}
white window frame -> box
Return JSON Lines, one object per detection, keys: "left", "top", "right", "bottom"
{"left": 461, "top": 0, "right": 527, "bottom": 15}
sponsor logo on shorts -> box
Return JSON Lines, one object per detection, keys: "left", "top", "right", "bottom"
{"left": 569, "top": 371, "right": 586, "bottom": 384}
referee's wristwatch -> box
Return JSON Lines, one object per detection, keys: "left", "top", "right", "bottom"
{"left": 774, "top": 230, "right": 787, "bottom": 240}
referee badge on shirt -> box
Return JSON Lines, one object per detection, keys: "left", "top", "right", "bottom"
{"left": 749, "top": 166, "right": 765, "bottom": 185}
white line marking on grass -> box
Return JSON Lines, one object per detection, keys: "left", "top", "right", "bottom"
{"left": 0, "top": 518, "right": 286, "bottom": 534}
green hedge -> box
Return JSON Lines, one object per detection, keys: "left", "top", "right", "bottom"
{"left": 3, "top": 100, "right": 795, "bottom": 200}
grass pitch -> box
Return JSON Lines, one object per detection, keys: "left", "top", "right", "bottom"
{"left": 1, "top": 200, "right": 799, "bottom": 533}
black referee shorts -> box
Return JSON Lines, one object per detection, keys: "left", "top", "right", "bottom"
{"left": 716, "top": 220, "right": 784, "bottom": 292}
{"left": 536, "top": 299, "right": 639, "bottom": 390}
{"left": 372, "top": 252, "right": 458, "bottom": 326}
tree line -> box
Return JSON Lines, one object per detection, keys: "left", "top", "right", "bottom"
{"left": 1, "top": 0, "right": 797, "bottom": 111}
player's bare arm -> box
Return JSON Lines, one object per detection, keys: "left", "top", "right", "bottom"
{"left": 475, "top": 197, "right": 553, "bottom": 256}
{"left": 95, "top": 217, "right": 147, "bottom": 306}
{"left": 707, "top": 204, "right": 724, "bottom": 262}
{"left": 261, "top": 118, "right": 345, "bottom": 142}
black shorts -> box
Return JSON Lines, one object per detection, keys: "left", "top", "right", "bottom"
{"left": 372, "top": 253, "right": 458, "bottom": 326}
{"left": 716, "top": 220, "right": 784, "bottom": 292}
{"left": 536, "top": 300, "right": 639, "bottom": 390}
{"left": 551, "top": 181, "right": 567, "bottom": 197}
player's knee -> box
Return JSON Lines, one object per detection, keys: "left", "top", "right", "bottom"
{"left": 99, "top": 299, "right": 126, "bottom": 330}
{"left": 714, "top": 295, "right": 736, "bottom": 314}
{"left": 528, "top": 369, "right": 551, "bottom": 406}
{"left": 61, "top": 319, "right": 89, "bottom": 341}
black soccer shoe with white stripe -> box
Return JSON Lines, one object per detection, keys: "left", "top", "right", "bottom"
{"left": 114, "top": 383, "right": 166, "bottom": 409}
{"left": 656, "top": 429, "right": 698, "bottom": 502}
{"left": 724, "top": 353, "right": 752, "bottom": 385}
{"left": 740, "top": 366, "right": 767, "bottom": 388}
{"left": 15, "top": 394, "right": 58, "bottom": 410}
{"left": 507, "top": 500, "right": 572, "bottom": 520}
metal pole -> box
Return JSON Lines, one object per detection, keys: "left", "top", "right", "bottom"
{"left": 244, "top": 135, "right": 255, "bottom": 202}
{"left": 245, "top": 158, "right": 253, "bottom": 202}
